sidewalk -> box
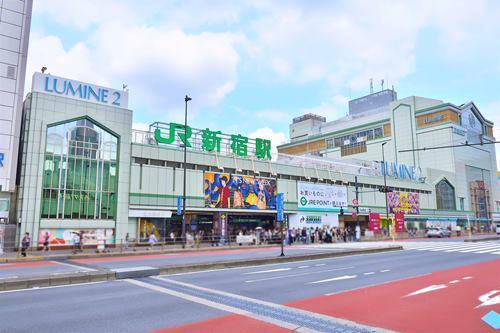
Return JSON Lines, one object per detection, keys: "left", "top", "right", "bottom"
{"left": 1, "top": 232, "right": 496, "bottom": 263}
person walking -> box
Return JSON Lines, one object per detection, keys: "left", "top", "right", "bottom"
{"left": 72, "top": 232, "right": 81, "bottom": 254}
{"left": 355, "top": 225, "right": 361, "bottom": 242}
{"left": 124, "top": 233, "right": 130, "bottom": 250}
{"left": 21, "top": 232, "right": 30, "bottom": 257}
{"left": 42, "top": 231, "right": 50, "bottom": 252}
{"left": 148, "top": 233, "right": 158, "bottom": 250}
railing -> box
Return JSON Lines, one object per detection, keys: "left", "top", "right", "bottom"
{"left": 131, "top": 128, "right": 381, "bottom": 178}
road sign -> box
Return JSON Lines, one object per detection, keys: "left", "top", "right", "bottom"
{"left": 177, "top": 195, "right": 182, "bottom": 215}
{"left": 352, "top": 198, "right": 359, "bottom": 206}
{"left": 277, "top": 193, "right": 284, "bottom": 222}
{"left": 352, "top": 212, "right": 357, "bottom": 218}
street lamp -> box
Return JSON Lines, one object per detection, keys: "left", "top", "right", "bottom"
{"left": 381, "top": 142, "right": 390, "bottom": 236}
{"left": 182, "top": 95, "right": 192, "bottom": 248}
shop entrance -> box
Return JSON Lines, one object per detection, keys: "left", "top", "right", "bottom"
{"left": 228, "top": 214, "right": 276, "bottom": 236}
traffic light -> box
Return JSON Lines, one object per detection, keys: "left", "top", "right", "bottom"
{"left": 340, "top": 207, "right": 344, "bottom": 216}
{"left": 379, "top": 186, "right": 391, "bottom": 193}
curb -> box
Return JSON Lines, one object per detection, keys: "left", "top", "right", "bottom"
{"left": 0, "top": 244, "right": 278, "bottom": 263}
{"left": 157, "top": 246, "right": 402, "bottom": 275}
{"left": 0, "top": 246, "right": 402, "bottom": 291}
{"left": 464, "top": 236, "right": 500, "bottom": 242}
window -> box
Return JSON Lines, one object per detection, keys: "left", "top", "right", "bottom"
{"left": 459, "top": 197, "right": 465, "bottom": 211}
{"left": 435, "top": 179, "right": 456, "bottom": 210}
{"left": 333, "top": 126, "right": 383, "bottom": 148}
{"left": 41, "top": 118, "right": 119, "bottom": 220}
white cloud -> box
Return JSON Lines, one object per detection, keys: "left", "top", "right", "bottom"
{"left": 298, "top": 94, "right": 350, "bottom": 121}
{"left": 248, "top": 127, "right": 287, "bottom": 155}
{"left": 26, "top": 23, "right": 242, "bottom": 121}
{"left": 254, "top": 109, "right": 289, "bottom": 122}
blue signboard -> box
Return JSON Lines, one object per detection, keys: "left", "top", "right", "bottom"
{"left": 0, "top": 153, "right": 4, "bottom": 167}
{"left": 177, "top": 195, "right": 182, "bottom": 216}
{"left": 276, "top": 193, "right": 284, "bottom": 222}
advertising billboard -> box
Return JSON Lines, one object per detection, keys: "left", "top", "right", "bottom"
{"left": 288, "top": 213, "right": 339, "bottom": 229}
{"left": 388, "top": 191, "right": 420, "bottom": 214}
{"left": 38, "top": 228, "right": 115, "bottom": 246}
{"left": 395, "top": 213, "right": 405, "bottom": 232}
{"left": 204, "top": 172, "right": 277, "bottom": 210}
{"left": 297, "top": 182, "right": 347, "bottom": 212}
{"left": 369, "top": 213, "right": 381, "bottom": 233}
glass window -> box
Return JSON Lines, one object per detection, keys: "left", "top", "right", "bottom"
{"left": 436, "top": 179, "right": 456, "bottom": 210}
{"left": 40, "top": 118, "right": 119, "bottom": 220}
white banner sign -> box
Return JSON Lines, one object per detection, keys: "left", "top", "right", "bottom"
{"left": 32, "top": 72, "right": 129, "bottom": 109}
{"left": 288, "top": 213, "right": 339, "bottom": 229}
{"left": 129, "top": 210, "right": 172, "bottom": 218}
{"left": 297, "top": 182, "right": 347, "bottom": 211}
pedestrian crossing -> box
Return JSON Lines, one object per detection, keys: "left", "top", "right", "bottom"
{"left": 402, "top": 241, "right": 500, "bottom": 255}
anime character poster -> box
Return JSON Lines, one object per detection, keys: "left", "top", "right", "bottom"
{"left": 388, "top": 191, "right": 420, "bottom": 214}
{"left": 204, "top": 172, "right": 277, "bottom": 210}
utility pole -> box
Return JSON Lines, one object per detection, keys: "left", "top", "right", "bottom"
{"left": 182, "top": 95, "right": 192, "bottom": 248}
{"left": 381, "top": 142, "right": 390, "bottom": 237}
{"left": 355, "top": 176, "right": 360, "bottom": 240}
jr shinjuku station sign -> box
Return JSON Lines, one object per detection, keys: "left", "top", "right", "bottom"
{"left": 154, "top": 122, "right": 272, "bottom": 160}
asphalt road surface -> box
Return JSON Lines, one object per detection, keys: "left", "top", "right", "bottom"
{"left": 0, "top": 240, "right": 498, "bottom": 333}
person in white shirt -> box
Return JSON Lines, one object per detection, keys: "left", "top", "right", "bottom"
{"left": 148, "top": 233, "right": 158, "bottom": 250}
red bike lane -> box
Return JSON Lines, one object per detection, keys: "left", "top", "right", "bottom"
{"left": 287, "top": 259, "right": 500, "bottom": 333}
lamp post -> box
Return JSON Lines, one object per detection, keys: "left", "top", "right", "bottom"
{"left": 381, "top": 142, "right": 390, "bottom": 237}
{"left": 182, "top": 95, "right": 192, "bottom": 248}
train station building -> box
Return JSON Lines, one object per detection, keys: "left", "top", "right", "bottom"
{"left": 278, "top": 89, "right": 499, "bottom": 230}
{"left": 12, "top": 73, "right": 490, "bottom": 247}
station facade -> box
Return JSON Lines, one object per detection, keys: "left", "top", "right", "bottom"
{"left": 14, "top": 74, "right": 477, "bottom": 247}
{"left": 278, "top": 90, "right": 499, "bottom": 230}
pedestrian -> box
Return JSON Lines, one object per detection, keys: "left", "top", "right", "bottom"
{"left": 148, "top": 233, "right": 158, "bottom": 250}
{"left": 355, "top": 225, "right": 361, "bottom": 242}
{"left": 170, "top": 231, "right": 175, "bottom": 244}
{"left": 124, "top": 232, "right": 130, "bottom": 250}
{"left": 72, "top": 232, "right": 81, "bottom": 254}
{"left": 79, "top": 231, "right": 85, "bottom": 252}
{"left": 42, "top": 231, "right": 50, "bottom": 252}
{"left": 21, "top": 232, "right": 30, "bottom": 257}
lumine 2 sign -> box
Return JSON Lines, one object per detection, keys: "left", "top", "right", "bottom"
{"left": 154, "top": 123, "right": 272, "bottom": 160}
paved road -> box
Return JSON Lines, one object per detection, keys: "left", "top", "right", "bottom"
{"left": 0, "top": 240, "right": 498, "bottom": 332}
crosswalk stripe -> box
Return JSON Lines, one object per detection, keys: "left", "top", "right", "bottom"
{"left": 444, "top": 244, "right": 499, "bottom": 252}
{"left": 403, "top": 241, "right": 500, "bottom": 255}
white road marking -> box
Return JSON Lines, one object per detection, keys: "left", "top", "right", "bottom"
{"left": 315, "top": 264, "right": 326, "bottom": 267}
{"left": 363, "top": 272, "right": 375, "bottom": 275}
{"left": 308, "top": 275, "right": 358, "bottom": 284}
{"left": 477, "top": 290, "right": 500, "bottom": 308}
{"left": 462, "top": 276, "right": 472, "bottom": 280}
{"left": 244, "top": 266, "right": 355, "bottom": 283}
{"left": 52, "top": 261, "right": 97, "bottom": 272}
{"left": 243, "top": 268, "right": 291, "bottom": 275}
{"left": 449, "top": 280, "right": 460, "bottom": 284}
{"left": 163, "top": 250, "right": 399, "bottom": 277}
{"left": 297, "top": 266, "right": 310, "bottom": 269}
{"left": 0, "top": 281, "right": 108, "bottom": 294}
{"left": 325, "top": 273, "right": 432, "bottom": 296}
{"left": 459, "top": 245, "right": 500, "bottom": 253}
{"left": 380, "top": 269, "right": 390, "bottom": 273}
{"left": 405, "top": 284, "right": 447, "bottom": 297}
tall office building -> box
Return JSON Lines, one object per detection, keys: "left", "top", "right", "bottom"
{"left": 0, "top": 0, "right": 32, "bottom": 224}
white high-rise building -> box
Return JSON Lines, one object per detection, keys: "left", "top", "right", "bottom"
{"left": 0, "top": 0, "right": 33, "bottom": 223}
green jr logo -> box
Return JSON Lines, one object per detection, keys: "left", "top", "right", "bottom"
{"left": 154, "top": 123, "right": 192, "bottom": 147}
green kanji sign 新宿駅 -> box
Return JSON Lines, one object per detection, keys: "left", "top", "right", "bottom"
{"left": 153, "top": 123, "right": 272, "bottom": 160}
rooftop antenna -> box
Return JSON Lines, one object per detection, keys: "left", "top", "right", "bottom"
{"left": 369, "top": 78, "right": 373, "bottom": 94}
{"left": 381, "top": 79, "right": 385, "bottom": 91}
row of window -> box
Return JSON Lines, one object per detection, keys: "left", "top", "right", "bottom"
{"left": 326, "top": 126, "right": 384, "bottom": 149}
{"left": 132, "top": 156, "right": 431, "bottom": 194}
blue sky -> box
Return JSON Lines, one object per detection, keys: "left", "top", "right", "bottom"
{"left": 27, "top": 0, "right": 499, "bottom": 164}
